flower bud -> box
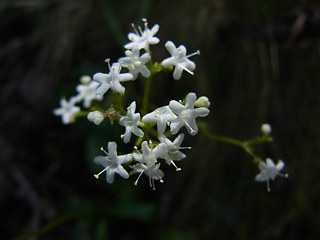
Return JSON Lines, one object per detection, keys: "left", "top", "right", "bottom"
{"left": 87, "top": 111, "right": 104, "bottom": 125}
{"left": 195, "top": 96, "right": 210, "bottom": 108}
{"left": 261, "top": 123, "right": 272, "bottom": 135}
{"left": 80, "top": 75, "right": 92, "bottom": 84}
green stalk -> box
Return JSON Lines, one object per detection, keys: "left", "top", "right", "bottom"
{"left": 198, "top": 122, "right": 244, "bottom": 147}
{"left": 142, "top": 73, "right": 153, "bottom": 116}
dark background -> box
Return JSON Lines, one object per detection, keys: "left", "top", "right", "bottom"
{"left": 1, "top": 0, "right": 320, "bottom": 239}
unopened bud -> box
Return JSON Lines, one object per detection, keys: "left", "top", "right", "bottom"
{"left": 87, "top": 111, "right": 104, "bottom": 125}
{"left": 195, "top": 96, "right": 210, "bottom": 108}
{"left": 261, "top": 123, "right": 272, "bottom": 135}
{"left": 80, "top": 75, "right": 91, "bottom": 84}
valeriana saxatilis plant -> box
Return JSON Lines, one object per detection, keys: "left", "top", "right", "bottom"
{"left": 54, "top": 18, "right": 287, "bottom": 191}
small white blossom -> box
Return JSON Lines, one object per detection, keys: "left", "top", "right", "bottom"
{"left": 142, "top": 106, "right": 176, "bottom": 134}
{"left": 124, "top": 18, "right": 160, "bottom": 51}
{"left": 53, "top": 97, "right": 80, "bottom": 124}
{"left": 87, "top": 111, "right": 104, "bottom": 125}
{"left": 93, "top": 142, "right": 132, "bottom": 184}
{"left": 131, "top": 141, "right": 166, "bottom": 189}
{"left": 93, "top": 61, "right": 133, "bottom": 96}
{"left": 162, "top": 41, "right": 200, "bottom": 80}
{"left": 75, "top": 80, "right": 103, "bottom": 108}
{"left": 119, "top": 48, "right": 151, "bottom": 80}
{"left": 255, "top": 158, "right": 288, "bottom": 192}
{"left": 159, "top": 133, "right": 190, "bottom": 171}
{"left": 169, "top": 92, "right": 210, "bottom": 135}
{"left": 261, "top": 123, "right": 272, "bottom": 135}
{"left": 119, "top": 101, "right": 144, "bottom": 143}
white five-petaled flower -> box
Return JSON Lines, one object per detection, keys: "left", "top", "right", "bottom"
{"left": 93, "top": 142, "right": 132, "bottom": 184}
{"left": 255, "top": 158, "right": 288, "bottom": 192}
{"left": 124, "top": 18, "right": 160, "bottom": 51}
{"left": 118, "top": 48, "right": 151, "bottom": 80}
{"left": 131, "top": 141, "right": 166, "bottom": 189}
{"left": 53, "top": 97, "right": 80, "bottom": 124}
{"left": 169, "top": 92, "right": 210, "bottom": 135}
{"left": 75, "top": 80, "right": 103, "bottom": 108}
{"left": 142, "top": 106, "right": 176, "bottom": 134}
{"left": 162, "top": 41, "right": 200, "bottom": 80}
{"left": 93, "top": 61, "right": 133, "bottom": 96}
{"left": 158, "top": 133, "right": 190, "bottom": 171}
{"left": 119, "top": 101, "right": 144, "bottom": 143}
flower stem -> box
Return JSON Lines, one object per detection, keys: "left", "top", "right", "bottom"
{"left": 142, "top": 73, "right": 153, "bottom": 116}
{"left": 198, "top": 122, "right": 243, "bottom": 147}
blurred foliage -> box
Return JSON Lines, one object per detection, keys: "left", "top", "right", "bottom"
{"left": 1, "top": 0, "right": 320, "bottom": 239}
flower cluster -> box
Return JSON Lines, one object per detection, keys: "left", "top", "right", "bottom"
{"left": 54, "top": 19, "right": 287, "bottom": 192}
{"left": 54, "top": 18, "right": 207, "bottom": 190}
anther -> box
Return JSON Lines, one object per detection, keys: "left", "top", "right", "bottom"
{"left": 100, "top": 147, "right": 109, "bottom": 155}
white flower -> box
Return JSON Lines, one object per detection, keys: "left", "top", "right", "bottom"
{"left": 261, "top": 123, "right": 272, "bottom": 135}
{"left": 130, "top": 141, "right": 166, "bottom": 189}
{"left": 169, "top": 92, "right": 210, "bottom": 135}
{"left": 53, "top": 97, "right": 80, "bottom": 124}
{"left": 130, "top": 163, "right": 164, "bottom": 190}
{"left": 93, "top": 142, "right": 132, "bottom": 184}
{"left": 159, "top": 133, "right": 190, "bottom": 171}
{"left": 142, "top": 106, "right": 176, "bottom": 134}
{"left": 75, "top": 80, "right": 103, "bottom": 108}
{"left": 255, "top": 158, "right": 288, "bottom": 192}
{"left": 162, "top": 41, "right": 200, "bottom": 80}
{"left": 124, "top": 18, "right": 160, "bottom": 51}
{"left": 119, "top": 48, "right": 151, "bottom": 80}
{"left": 87, "top": 111, "right": 104, "bottom": 125}
{"left": 119, "top": 101, "right": 144, "bottom": 143}
{"left": 93, "top": 61, "right": 133, "bottom": 96}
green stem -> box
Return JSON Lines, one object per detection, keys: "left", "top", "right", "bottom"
{"left": 142, "top": 73, "right": 153, "bottom": 116}
{"left": 198, "top": 122, "right": 267, "bottom": 164}
{"left": 198, "top": 122, "right": 244, "bottom": 147}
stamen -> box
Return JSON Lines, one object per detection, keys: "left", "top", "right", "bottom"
{"left": 184, "top": 121, "right": 196, "bottom": 134}
{"left": 105, "top": 58, "right": 111, "bottom": 70}
{"left": 143, "top": 18, "right": 148, "bottom": 30}
{"left": 180, "top": 64, "right": 194, "bottom": 75}
{"left": 100, "top": 147, "right": 109, "bottom": 155}
{"left": 171, "top": 160, "right": 181, "bottom": 171}
{"left": 134, "top": 171, "right": 144, "bottom": 186}
{"left": 178, "top": 146, "right": 192, "bottom": 150}
{"left": 138, "top": 26, "right": 143, "bottom": 36}
{"left": 266, "top": 181, "right": 271, "bottom": 192}
{"left": 131, "top": 23, "right": 139, "bottom": 35}
{"left": 278, "top": 173, "right": 289, "bottom": 178}
{"left": 149, "top": 175, "right": 152, "bottom": 188}
{"left": 94, "top": 168, "right": 107, "bottom": 179}
{"left": 152, "top": 178, "right": 156, "bottom": 190}
{"left": 120, "top": 134, "right": 125, "bottom": 139}
{"left": 186, "top": 50, "right": 200, "bottom": 58}
{"left": 134, "top": 146, "right": 141, "bottom": 154}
